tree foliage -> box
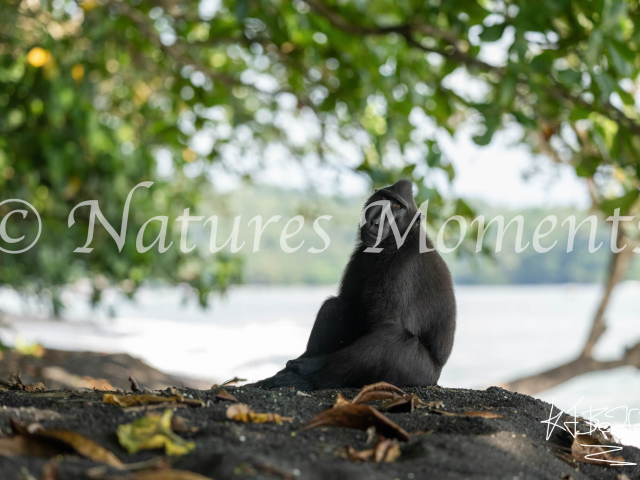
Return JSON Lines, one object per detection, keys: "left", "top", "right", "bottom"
{"left": 1, "top": 0, "right": 639, "bottom": 311}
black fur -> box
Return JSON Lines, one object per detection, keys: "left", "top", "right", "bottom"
{"left": 254, "top": 179, "right": 456, "bottom": 389}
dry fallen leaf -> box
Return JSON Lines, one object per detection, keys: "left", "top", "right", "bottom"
{"left": 431, "top": 409, "right": 503, "bottom": 419}
{"left": 37, "top": 430, "right": 124, "bottom": 467}
{"left": 383, "top": 394, "right": 427, "bottom": 413}
{"left": 352, "top": 382, "right": 407, "bottom": 404}
{"left": 333, "top": 393, "right": 351, "bottom": 408}
{"left": 0, "top": 419, "right": 123, "bottom": 468}
{"left": 347, "top": 438, "right": 401, "bottom": 463}
{"left": 570, "top": 433, "right": 628, "bottom": 466}
{"left": 222, "top": 377, "right": 246, "bottom": 386}
{"left": 170, "top": 416, "right": 199, "bottom": 434}
{"left": 426, "top": 400, "right": 444, "bottom": 409}
{"left": 24, "top": 382, "right": 47, "bottom": 392}
{"left": 215, "top": 389, "right": 239, "bottom": 403}
{"left": 117, "top": 410, "right": 195, "bottom": 456}
{"left": 0, "top": 435, "right": 63, "bottom": 458}
{"left": 104, "top": 393, "right": 204, "bottom": 408}
{"left": 226, "top": 404, "right": 292, "bottom": 424}
{"left": 302, "top": 403, "right": 410, "bottom": 441}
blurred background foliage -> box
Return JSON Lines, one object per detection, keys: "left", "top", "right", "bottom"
{"left": 1, "top": 0, "right": 640, "bottom": 314}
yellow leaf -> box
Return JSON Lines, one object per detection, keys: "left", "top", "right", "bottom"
{"left": 116, "top": 410, "right": 195, "bottom": 456}
{"left": 226, "top": 404, "right": 292, "bottom": 424}
{"left": 103, "top": 393, "right": 204, "bottom": 407}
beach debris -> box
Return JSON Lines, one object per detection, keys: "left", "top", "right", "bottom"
{"left": 333, "top": 393, "right": 351, "bottom": 407}
{"left": 103, "top": 391, "right": 204, "bottom": 408}
{"left": 570, "top": 433, "right": 628, "bottom": 466}
{"left": 346, "top": 437, "right": 401, "bottom": 463}
{"left": 303, "top": 403, "right": 410, "bottom": 441}
{"left": 425, "top": 400, "right": 444, "bottom": 409}
{"left": 0, "top": 418, "right": 123, "bottom": 467}
{"left": 0, "top": 374, "right": 47, "bottom": 392}
{"left": 129, "top": 376, "right": 141, "bottom": 393}
{"left": 352, "top": 382, "right": 407, "bottom": 404}
{"left": 226, "top": 404, "right": 292, "bottom": 424}
{"left": 170, "top": 416, "right": 199, "bottom": 434}
{"left": 215, "top": 388, "right": 239, "bottom": 403}
{"left": 383, "top": 393, "right": 428, "bottom": 413}
{"left": 339, "top": 382, "right": 428, "bottom": 413}
{"left": 222, "top": 377, "right": 246, "bottom": 386}
{"left": 117, "top": 410, "right": 195, "bottom": 456}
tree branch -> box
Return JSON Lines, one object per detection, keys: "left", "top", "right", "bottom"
{"left": 304, "top": 0, "right": 640, "bottom": 136}
{"left": 501, "top": 223, "right": 637, "bottom": 395}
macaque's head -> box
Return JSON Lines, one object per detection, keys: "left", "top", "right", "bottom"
{"left": 360, "top": 179, "right": 423, "bottom": 248}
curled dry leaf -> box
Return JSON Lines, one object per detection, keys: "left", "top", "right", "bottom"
{"left": 222, "top": 377, "right": 247, "bottom": 386}
{"left": 302, "top": 403, "right": 410, "bottom": 441}
{"left": 215, "top": 388, "right": 239, "bottom": 403}
{"left": 347, "top": 438, "right": 401, "bottom": 463}
{"left": 352, "top": 382, "right": 407, "bottom": 404}
{"left": 571, "top": 433, "right": 628, "bottom": 466}
{"left": 104, "top": 393, "right": 204, "bottom": 408}
{"left": 117, "top": 410, "right": 195, "bottom": 456}
{"left": 383, "top": 394, "right": 427, "bottom": 413}
{"left": 333, "top": 393, "right": 351, "bottom": 408}
{"left": 431, "top": 409, "right": 503, "bottom": 419}
{"left": 226, "top": 404, "right": 292, "bottom": 424}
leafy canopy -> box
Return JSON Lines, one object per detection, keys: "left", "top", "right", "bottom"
{"left": 1, "top": 0, "right": 640, "bottom": 310}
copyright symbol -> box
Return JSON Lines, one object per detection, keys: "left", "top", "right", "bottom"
{"left": 0, "top": 199, "right": 42, "bottom": 254}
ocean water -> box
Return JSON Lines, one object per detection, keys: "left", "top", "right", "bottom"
{"left": 1, "top": 282, "right": 639, "bottom": 448}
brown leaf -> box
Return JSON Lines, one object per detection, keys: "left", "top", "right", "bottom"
{"left": 36, "top": 430, "right": 124, "bottom": 468}
{"left": 347, "top": 438, "right": 401, "bottom": 463}
{"left": 431, "top": 409, "right": 502, "bottom": 419}
{"left": 0, "top": 435, "right": 63, "bottom": 458}
{"left": 24, "top": 382, "right": 47, "bottom": 392}
{"left": 426, "top": 400, "right": 444, "bottom": 409}
{"left": 302, "top": 404, "right": 410, "bottom": 441}
{"left": 103, "top": 393, "right": 204, "bottom": 408}
{"left": 114, "top": 470, "right": 213, "bottom": 480}
{"left": 170, "top": 416, "right": 199, "bottom": 434}
{"left": 221, "top": 377, "right": 246, "bottom": 386}
{"left": 215, "top": 389, "right": 239, "bottom": 403}
{"left": 383, "top": 394, "right": 427, "bottom": 413}
{"left": 333, "top": 393, "right": 351, "bottom": 408}
{"left": 352, "top": 382, "right": 407, "bottom": 404}
{"left": 226, "top": 404, "right": 292, "bottom": 424}
{"left": 571, "top": 434, "right": 628, "bottom": 466}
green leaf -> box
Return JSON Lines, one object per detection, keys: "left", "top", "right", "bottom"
{"left": 599, "top": 190, "right": 640, "bottom": 216}
{"left": 479, "top": 24, "right": 506, "bottom": 42}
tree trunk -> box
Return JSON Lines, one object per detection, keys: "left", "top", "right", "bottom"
{"left": 500, "top": 224, "right": 638, "bottom": 395}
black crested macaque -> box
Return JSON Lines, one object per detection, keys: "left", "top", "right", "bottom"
{"left": 255, "top": 179, "right": 456, "bottom": 390}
